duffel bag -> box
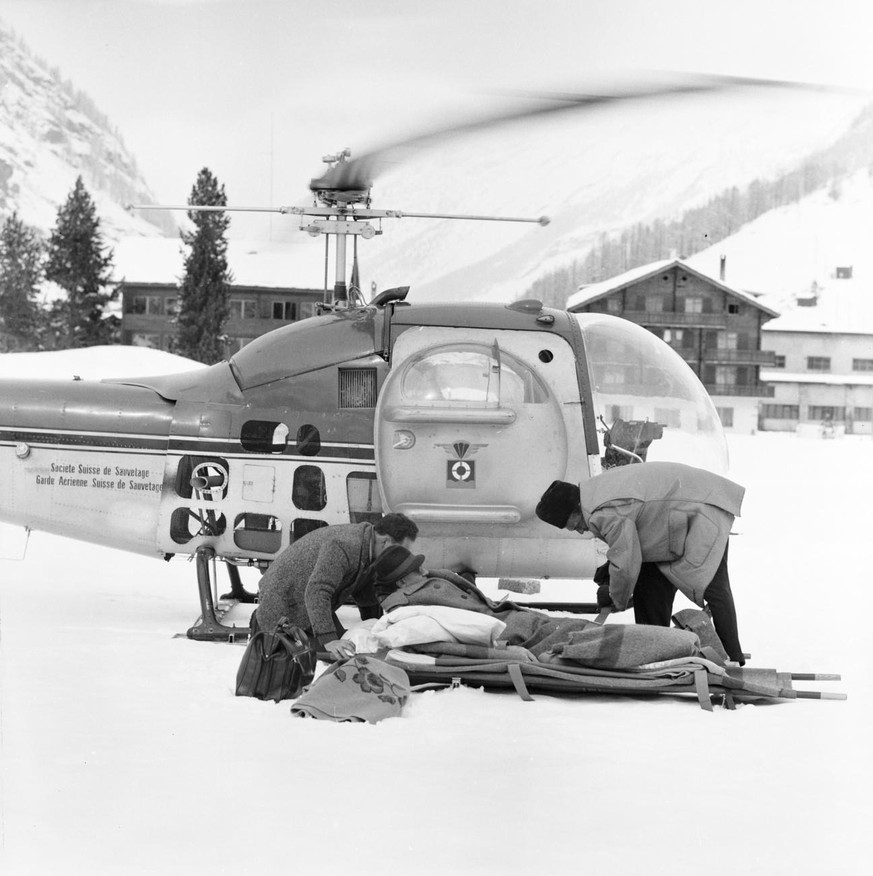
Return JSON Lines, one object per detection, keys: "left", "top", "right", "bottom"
{"left": 235, "top": 617, "right": 317, "bottom": 702}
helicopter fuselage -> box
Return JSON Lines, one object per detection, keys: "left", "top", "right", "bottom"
{"left": 0, "top": 300, "right": 727, "bottom": 582}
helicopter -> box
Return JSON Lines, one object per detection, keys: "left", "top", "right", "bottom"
{"left": 0, "top": 73, "right": 811, "bottom": 641}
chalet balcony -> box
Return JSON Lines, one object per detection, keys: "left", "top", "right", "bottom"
{"left": 705, "top": 383, "right": 775, "bottom": 398}
{"left": 703, "top": 349, "right": 777, "bottom": 366}
{"left": 623, "top": 310, "right": 726, "bottom": 329}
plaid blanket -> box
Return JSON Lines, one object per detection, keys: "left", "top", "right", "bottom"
{"left": 291, "top": 656, "right": 410, "bottom": 723}
{"left": 548, "top": 623, "right": 701, "bottom": 669}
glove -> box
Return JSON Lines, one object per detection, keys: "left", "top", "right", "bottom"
{"left": 596, "top": 584, "right": 614, "bottom": 609}
{"left": 593, "top": 562, "right": 610, "bottom": 585}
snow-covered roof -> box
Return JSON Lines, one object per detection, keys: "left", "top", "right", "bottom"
{"left": 111, "top": 235, "right": 328, "bottom": 289}
{"left": 566, "top": 258, "right": 779, "bottom": 317}
{"left": 761, "top": 276, "right": 873, "bottom": 336}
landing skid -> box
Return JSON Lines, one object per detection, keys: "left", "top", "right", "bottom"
{"left": 186, "top": 548, "right": 254, "bottom": 642}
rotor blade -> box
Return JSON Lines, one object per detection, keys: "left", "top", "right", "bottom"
{"left": 127, "top": 203, "right": 284, "bottom": 214}
{"left": 311, "top": 71, "right": 856, "bottom": 194}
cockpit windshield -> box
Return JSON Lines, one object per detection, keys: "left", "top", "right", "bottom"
{"left": 401, "top": 344, "right": 547, "bottom": 406}
{"left": 574, "top": 313, "right": 729, "bottom": 473}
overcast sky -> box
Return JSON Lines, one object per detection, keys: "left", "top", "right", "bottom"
{"left": 2, "top": 0, "right": 872, "bottom": 217}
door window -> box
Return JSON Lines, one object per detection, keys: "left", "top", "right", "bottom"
{"left": 401, "top": 345, "right": 547, "bottom": 405}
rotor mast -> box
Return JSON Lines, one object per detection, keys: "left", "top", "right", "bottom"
{"left": 129, "top": 148, "right": 550, "bottom": 309}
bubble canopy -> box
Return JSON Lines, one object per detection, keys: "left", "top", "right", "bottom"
{"left": 573, "top": 313, "right": 729, "bottom": 474}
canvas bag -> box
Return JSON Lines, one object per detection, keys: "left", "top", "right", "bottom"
{"left": 235, "top": 618, "right": 317, "bottom": 702}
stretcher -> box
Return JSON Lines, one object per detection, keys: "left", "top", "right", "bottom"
{"left": 385, "top": 644, "right": 846, "bottom": 711}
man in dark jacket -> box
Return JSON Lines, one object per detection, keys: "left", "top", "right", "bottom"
{"left": 536, "top": 461, "right": 746, "bottom": 664}
{"left": 254, "top": 513, "right": 419, "bottom": 660}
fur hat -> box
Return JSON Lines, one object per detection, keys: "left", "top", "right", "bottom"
{"left": 535, "top": 480, "right": 581, "bottom": 529}
{"left": 371, "top": 545, "right": 425, "bottom": 586}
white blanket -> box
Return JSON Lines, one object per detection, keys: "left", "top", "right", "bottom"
{"left": 342, "top": 606, "right": 506, "bottom": 652}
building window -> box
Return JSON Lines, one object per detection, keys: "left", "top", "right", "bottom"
{"left": 718, "top": 331, "right": 738, "bottom": 350}
{"left": 272, "top": 301, "right": 297, "bottom": 320}
{"left": 807, "top": 356, "right": 831, "bottom": 371}
{"left": 852, "top": 358, "right": 873, "bottom": 372}
{"left": 774, "top": 355, "right": 786, "bottom": 369}
{"left": 727, "top": 303, "right": 740, "bottom": 314}
{"left": 645, "top": 295, "right": 663, "bottom": 312}
{"left": 662, "top": 328, "right": 684, "bottom": 345}
{"left": 761, "top": 404, "right": 799, "bottom": 419}
{"left": 716, "top": 407, "right": 734, "bottom": 428}
{"left": 808, "top": 406, "right": 845, "bottom": 421}
{"left": 229, "top": 298, "right": 257, "bottom": 319}
{"left": 127, "top": 295, "right": 165, "bottom": 315}
{"left": 684, "top": 297, "right": 703, "bottom": 314}
{"left": 605, "top": 297, "right": 622, "bottom": 313}
{"left": 299, "top": 302, "right": 317, "bottom": 320}
{"left": 835, "top": 266, "right": 853, "bottom": 279}
{"left": 853, "top": 407, "right": 872, "bottom": 421}
{"left": 715, "top": 366, "right": 736, "bottom": 385}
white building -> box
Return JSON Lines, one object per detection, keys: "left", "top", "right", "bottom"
{"left": 760, "top": 271, "right": 873, "bottom": 435}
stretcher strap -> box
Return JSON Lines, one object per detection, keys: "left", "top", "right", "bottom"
{"left": 694, "top": 668, "right": 714, "bottom": 712}
{"left": 507, "top": 663, "right": 535, "bottom": 701}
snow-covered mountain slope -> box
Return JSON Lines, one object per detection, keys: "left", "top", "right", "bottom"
{"left": 324, "top": 88, "right": 872, "bottom": 303}
{"left": 689, "top": 167, "right": 873, "bottom": 298}
{"left": 0, "top": 22, "right": 172, "bottom": 241}
{"left": 686, "top": 166, "right": 873, "bottom": 334}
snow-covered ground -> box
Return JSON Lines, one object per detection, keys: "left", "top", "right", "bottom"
{"left": 0, "top": 348, "right": 871, "bottom": 875}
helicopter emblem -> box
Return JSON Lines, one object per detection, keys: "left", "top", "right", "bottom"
{"left": 436, "top": 440, "right": 488, "bottom": 489}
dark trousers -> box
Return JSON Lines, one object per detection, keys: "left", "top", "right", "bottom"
{"left": 633, "top": 545, "right": 744, "bottom": 663}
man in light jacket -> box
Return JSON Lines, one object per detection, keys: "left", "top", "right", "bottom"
{"left": 536, "top": 461, "right": 746, "bottom": 664}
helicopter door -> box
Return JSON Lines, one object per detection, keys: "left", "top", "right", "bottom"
{"left": 375, "top": 328, "right": 571, "bottom": 525}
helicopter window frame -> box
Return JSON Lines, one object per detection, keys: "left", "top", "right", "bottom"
{"left": 346, "top": 472, "right": 382, "bottom": 524}
{"left": 233, "top": 512, "right": 283, "bottom": 554}
{"left": 293, "top": 518, "right": 328, "bottom": 541}
{"left": 293, "top": 465, "right": 327, "bottom": 511}
{"left": 399, "top": 343, "right": 548, "bottom": 407}
{"left": 240, "top": 420, "right": 289, "bottom": 454}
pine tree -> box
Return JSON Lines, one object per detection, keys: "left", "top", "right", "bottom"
{"left": 175, "top": 168, "right": 231, "bottom": 364}
{"left": 44, "top": 176, "right": 115, "bottom": 348}
{"left": 0, "top": 212, "right": 44, "bottom": 350}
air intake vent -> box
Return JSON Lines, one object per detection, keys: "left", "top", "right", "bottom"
{"left": 339, "top": 368, "right": 378, "bottom": 408}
